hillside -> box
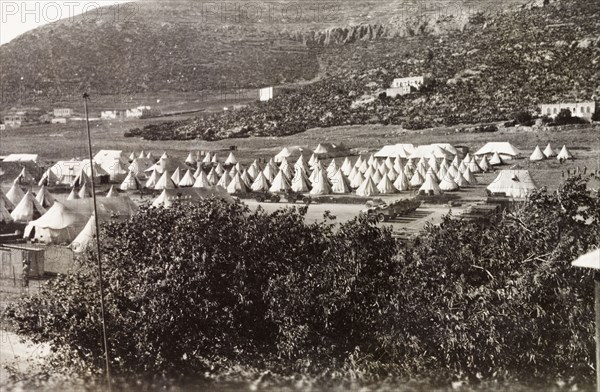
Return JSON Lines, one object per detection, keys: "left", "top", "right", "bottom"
{"left": 0, "top": 0, "right": 529, "bottom": 108}
{"left": 129, "top": 0, "right": 600, "bottom": 141}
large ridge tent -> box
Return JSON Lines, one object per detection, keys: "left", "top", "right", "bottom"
{"left": 487, "top": 169, "right": 538, "bottom": 198}
{"left": 374, "top": 144, "right": 415, "bottom": 158}
{"left": 93, "top": 150, "right": 130, "bottom": 182}
{"left": 474, "top": 142, "right": 521, "bottom": 161}
{"left": 49, "top": 160, "right": 109, "bottom": 185}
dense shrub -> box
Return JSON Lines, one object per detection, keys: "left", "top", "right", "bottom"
{"left": 7, "top": 177, "right": 600, "bottom": 386}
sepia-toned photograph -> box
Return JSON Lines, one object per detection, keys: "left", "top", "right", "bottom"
{"left": 0, "top": 0, "right": 599, "bottom": 390}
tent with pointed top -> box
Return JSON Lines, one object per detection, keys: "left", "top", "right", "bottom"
{"left": 202, "top": 152, "right": 212, "bottom": 164}
{"left": 489, "top": 152, "right": 503, "bottom": 166}
{"left": 120, "top": 171, "right": 143, "bottom": 191}
{"left": 269, "top": 171, "right": 292, "bottom": 193}
{"left": 350, "top": 170, "right": 365, "bottom": 189}
{"left": 478, "top": 156, "right": 491, "bottom": 172}
{"left": 227, "top": 172, "right": 250, "bottom": 194}
{"left": 543, "top": 143, "right": 557, "bottom": 158}
{"left": 1, "top": 204, "right": 13, "bottom": 224}
{"left": 309, "top": 170, "right": 332, "bottom": 195}
{"left": 193, "top": 170, "right": 212, "bottom": 188}
{"left": 171, "top": 167, "right": 182, "bottom": 184}
{"left": 145, "top": 169, "right": 160, "bottom": 188}
{"left": 454, "top": 171, "right": 469, "bottom": 188}
{"left": 418, "top": 169, "right": 442, "bottom": 196}
{"left": 487, "top": 169, "right": 537, "bottom": 198}
{"left": 152, "top": 187, "right": 233, "bottom": 208}
{"left": 155, "top": 170, "right": 177, "bottom": 190}
{"left": 106, "top": 185, "right": 118, "bottom": 197}
{"left": 6, "top": 183, "right": 25, "bottom": 206}
{"left": 225, "top": 152, "right": 238, "bottom": 165}
{"left": 439, "top": 174, "right": 459, "bottom": 191}
{"left": 0, "top": 189, "right": 16, "bottom": 212}
{"left": 78, "top": 182, "right": 92, "bottom": 199}
{"left": 207, "top": 168, "right": 219, "bottom": 185}
{"left": 38, "top": 168, "right": 60, "bottom": 186}
{"left": 217, "top": 172, "right": 232, "bottom": 189}
{"left": 468, "top": 159, "right": 482, "bottom": 174}
{"left": 330, "top": 169, "right": 351, "bottom": 194}
{"left": 70, "top": 214, "right": 97, "bottom": 253}
{"left": 393, "top": 171, "right": 409, "bottom": 191}
{"left": 340, "top": 157, "right": 353, "bottom": 176}
{"left": 145, "top": 156, "right": 189, "bottom": 175}
{"left": 185, "top": 152, "right": 197, "bottom": 165}
{"left": 178, "top": 170, "right": 195, "bottom": 187}
{"left": 529, "top": 146, "right": 545, "bottom": 161}
{"left": 36, "top": 186, "right": 55, "bottom": 208}
{"left": 387, "top": 167, "right": 398, "bottom": 182}
{"left": 240, "top": 170, "right": 254, "bottom": 188}
{"left": 24, "top": 196, "right": 138, "bottom": 244}
{"left": 10, "top": 191, "right": 47, "bottom": 223}
{"left": 128, "top": 152, "right": 136, "bottom": 161}
{"left": 251, "top": 172, "right": 271, "bottom": 192}
{"left": 128, "top": 158, "right": 153, "bottom": 178}
{"left": 67, "top": 188, "right": 79, "bottom": 200}
{"left": 356, "top": 176, "right": 378, "bottom": 197}
{"left": 377, "top": 174, "right": 396, "bottom": 194}
{"left": 556, "top": 145, "right": 574, "bottom": 160}
{"left": 13, "top": 167, "right": 36, "bottom": 185}
{"left": 462, "top": 168, "right": 477, "bottom": 184}
{"left": 291, "top": 167, "right": 311, "bottom": 193}
{"left": 409, "top": 171, "right": 424, "bottom": 188}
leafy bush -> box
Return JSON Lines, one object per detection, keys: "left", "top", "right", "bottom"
{"left": 7, "top": 178, "right": 600, "bottom": 386}
{"left": 513, "top": 111, "right": 533, "bottom": 126}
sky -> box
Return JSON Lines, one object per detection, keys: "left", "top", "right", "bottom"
{"left": 0, "top": 0, "right": 131, "bottom": 45}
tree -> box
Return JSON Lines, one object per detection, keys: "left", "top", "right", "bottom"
{"left": 513, "top": 111, "right": 533, "bottom": 125}
{"left": 7, "top": 178, "right": 600, "bottom": 386}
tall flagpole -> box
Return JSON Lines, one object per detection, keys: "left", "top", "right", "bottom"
{"left": 83, "top": 93, "right": 112, "bottom": 391}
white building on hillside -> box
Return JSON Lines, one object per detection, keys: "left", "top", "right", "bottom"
{"left": 540, "top": 101, "right": 595, "bottom": 120}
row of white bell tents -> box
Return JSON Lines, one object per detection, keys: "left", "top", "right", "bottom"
{"left": 530, "top": 144, "right": 574, "bottom": 161}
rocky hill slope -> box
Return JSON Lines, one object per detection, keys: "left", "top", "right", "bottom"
{"left": 0, "top": 0, "right": 528, "bottom": 106}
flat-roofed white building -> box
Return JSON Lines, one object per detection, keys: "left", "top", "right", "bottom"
{"left": 53, "top": 108, "right": 73, "bottom": 117}
{"left": 540, "top": 101, "right": 595, "bottom": 119}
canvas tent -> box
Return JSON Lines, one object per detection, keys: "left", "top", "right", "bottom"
{"left": 529, "top": 146, "right": 545, "bottom": 161}
{"left": 474, "top": 142, "right": 521, "bottom": 160}
{"left": 409, "top": 145, "right": 454, "bottom": 160}
{"left": 70, "top": 215, "right": 97, "bottom": 254}
{"left": 49, "top": 160, "right": 108, "bottom": 185}
{"left": 0, "top": 189, "right": 15, "bottom": 212}
{"left": 3, "top": 154, "right": 40, "bottom": 163}
{"left": 556, "top": 145, "right": 574, "bottom": 160}
{"left": 487, "top": 169, "right": 537, "bottom": 198}
{"left": 10, "top": 191, "right": 47, "bottom": 223}
{"left": 94, "top": 150, "right": 130, "bottom": 181}
{"left": 24, "top": 196, "right": 138, "bottom": 244}
{"left": 152, "top": 187, "right": 233, "bottom": 208}
{"left": 6, "top": 183, "right": 25, "bottom": 206}
{"left": 418, "top": 169, "right": 442, "bottom": 196}
{"left": 0, "top": 204, "right": 13, "bottom": 223}
{"left": 35, "top": 185, "right": 55, "bottom": 208}
{"left": 374, "top": 144, "right": 414, "bottom": 158}
{"left": 38, "top": 168, "right": 60, "bottom": 186}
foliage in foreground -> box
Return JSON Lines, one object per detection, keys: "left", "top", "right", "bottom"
{"left": 6, "top": 177, "right": 600, "bottom": 387}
